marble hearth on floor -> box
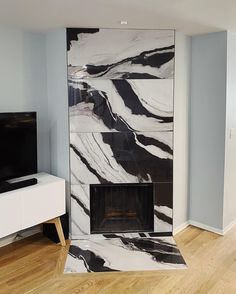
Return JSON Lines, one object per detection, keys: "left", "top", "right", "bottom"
{"left": 64, "top": 235, "right": 187, "bottom": 273}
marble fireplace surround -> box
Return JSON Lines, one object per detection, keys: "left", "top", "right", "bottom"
{"left": 71, "top": 182, "right": 173, "bottom": 238}
{"left": 67, "top": 28, "right": 175, "bottom": 239}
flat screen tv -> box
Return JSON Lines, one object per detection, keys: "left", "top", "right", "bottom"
{"left": 0, "top": 112, "right": 37, "bottom": 182}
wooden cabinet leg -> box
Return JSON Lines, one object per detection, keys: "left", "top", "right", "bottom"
{"left": 54, "top": 217, "right": 66, "bottom": 246}
{"left": 45, "top": 217, "right": 66, "bottom": 246}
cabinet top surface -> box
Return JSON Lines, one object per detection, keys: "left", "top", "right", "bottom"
{"left": 1, "top": 173, "right": 65, "bottom": 196}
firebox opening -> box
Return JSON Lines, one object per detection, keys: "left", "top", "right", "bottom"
{"left": 90, "top": 183, "right": 154, "bottom": 234}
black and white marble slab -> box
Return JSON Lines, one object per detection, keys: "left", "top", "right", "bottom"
{"left": 64, "top": 236, "right": 186, "bottom": 273}
{"left": 154, "top": 205, "right": 173, "bottom": 233}
{"left": 71, "top": 185, "right": 90, "bottom": 236}
{"left": 67, "top": 28, "right": 174, "bottom": 79}
{"left": 70, "top": 132, "right": 173, "bottom": 185}
{"left": 154, "top": 182, "right": 173, "bottom": 232}
{"left": 69, "top": 79, "right": 173, "bottom": 132}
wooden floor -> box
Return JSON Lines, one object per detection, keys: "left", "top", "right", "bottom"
{"left": 0, "top": 225, "right": 236, "bottom": 294}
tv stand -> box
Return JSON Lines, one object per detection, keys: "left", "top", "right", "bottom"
{"left": 0, "top": 173, "right": 66, "bottom": 244}
{"left": 0, "top": 178, "right": 38, "bottom": 193}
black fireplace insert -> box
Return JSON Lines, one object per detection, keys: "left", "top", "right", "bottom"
{"left": 90, "top": 183, "right": 154, "bottom": 234}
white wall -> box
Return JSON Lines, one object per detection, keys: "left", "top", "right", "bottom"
{"left": 0, "top": 26, "right": 50, "bottom": 246}
{"left": 189, "top": 32, "right": 227, "bottom": 231}
{"left": 0, "top": 26, "right": 50, "bottom": 172}
{"left": 173, "top": 32, "right": 191, "bottom": 233}
{"left": 223, "top": 31, "right": 236, "bottom": 229}
{"left": 45, "top": 29, "right": 70, "bottom": 209}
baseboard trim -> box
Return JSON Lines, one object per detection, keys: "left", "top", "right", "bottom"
{"left": 164, "top": 219, "right": 236, "bottom": 236}
{"left": 0, "top": 226, "right": 41, "bottom": 248}
{"left": 189, "top": 220, "right": 224, "bottom": 235}
{"left": 223, "top": 218, "right": 236, "bottom": 235}
{"left": 173, "top": 221, "right": 190, "bottom": 235}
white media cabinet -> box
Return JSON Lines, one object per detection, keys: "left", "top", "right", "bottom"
{"left": 0, "top": 173, "right": 66, "bottom": 242}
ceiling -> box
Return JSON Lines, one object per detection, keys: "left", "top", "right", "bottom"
{"left": 0, "top": 0, "right": 236, "bottom": 35}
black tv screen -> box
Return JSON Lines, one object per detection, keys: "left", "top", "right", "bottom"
{"left": 0, "top": 112, "right": 37, "bottom": 182}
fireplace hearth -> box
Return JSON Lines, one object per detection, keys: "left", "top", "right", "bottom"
{"left": 90, "top": 183, "right": 154, "bottom": 234}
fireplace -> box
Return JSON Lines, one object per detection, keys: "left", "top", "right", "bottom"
{"left": 90, "top": 183, "right": 154, "bottom": 234}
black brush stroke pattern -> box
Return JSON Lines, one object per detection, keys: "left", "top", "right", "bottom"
{"left": 69, "top": 245, "right": 119, "bottom": 272}
{"left": 136, "top": 134, "right": 173, "bottom": 155}
{"left": 68, "top": 83, "right": 134, "bottom": 131}
{"left": 70, "top": 143, "right": 111, "bottom": 184}
{"left": 83, "top": 46, "right": 174, "bottom": 79}
{"left": 112, "top": 80, "right": 173, "bottom": 123}
{"left": 154, "top": 210, "right": 172, "bottom": 225}
{"left": 71, "top": 193, "right": 90, "bottom": 217}
{"left": 119, "top": 237, "right": 185, "bottom": 264}
{"left": 101, "top": 132, "right": 173, "bottom": 182}
{"left": 67, "top": 28, "right": 99, "bottom": 51}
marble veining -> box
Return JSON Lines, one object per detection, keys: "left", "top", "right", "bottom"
{"left": 67, "top": 28, "right": 174, "bottom": 79}
{"left": 71, "top": 185, "right": 90, "bottom": 236}
{"left": 154, "top": 205, "right": 173, "bottom": 233}
{"left": 69, "top": 79, "right": 173, "bottom": 132}
{"left": 64, "top": 236, "right": 186, "bottom": 273}
{"left": 70, "top": 132, "right": 173, "bottom": 185}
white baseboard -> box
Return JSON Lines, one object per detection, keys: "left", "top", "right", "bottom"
{"left": 173, "top": 221, "right": 190, "bottom": 235}
{"left": 174, "top": 219, "right": 236, "bottom": 236}
{"left": 223, "top": 218, "right": 236, "bottom": 235}
{"left": 189, "top": 220, "right": 224, "bottom": 235}
{"left": 0, "top": 226, "right": 41, "bottom": 248}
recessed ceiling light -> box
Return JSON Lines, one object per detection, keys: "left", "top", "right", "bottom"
{"left": 120, "top": 20, "right": 128, "bottom": 25}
